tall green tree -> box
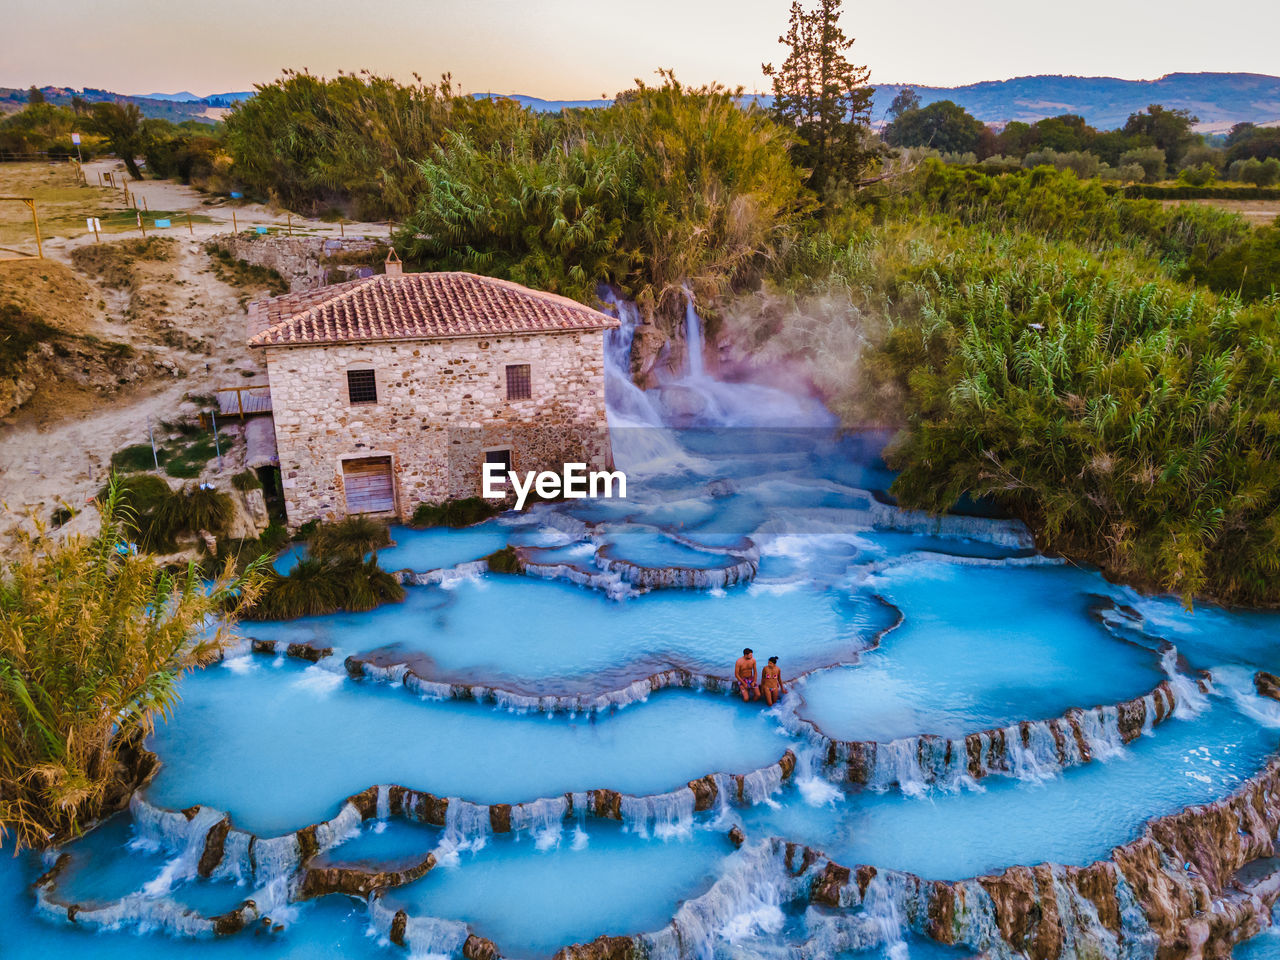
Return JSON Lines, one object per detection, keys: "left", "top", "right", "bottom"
{"left": 89, "top": 102, "right": 147, "bottom": 178}
{"left": 883, "top": 100, "right": 986, "bottom": 154}
{"left": 763, "top": 0, "right": 874, "bottom": 193}
{"left": 1122, "top": 104, "right": 1199, "bottom": 167}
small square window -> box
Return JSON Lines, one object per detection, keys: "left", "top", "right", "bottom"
{"left": 485, "top": 449, "right": 512, "bottom": 472}
{"left": 347, "top": 369, "right": 377, "bottom": 404}
{"left": 505, "top": 364, "right": 531, "bottom": 401}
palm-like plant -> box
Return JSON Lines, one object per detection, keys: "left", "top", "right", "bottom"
{"left": 0, "top": 481, "right": 266, "bottom": 850}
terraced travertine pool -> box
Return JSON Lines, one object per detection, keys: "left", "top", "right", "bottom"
{"left": 6, "top": 299, "right": 1280, "bottom": 960}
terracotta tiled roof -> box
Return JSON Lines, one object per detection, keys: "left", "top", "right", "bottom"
{"left": 247, "top": 272, "right": 617, "bottom": 347}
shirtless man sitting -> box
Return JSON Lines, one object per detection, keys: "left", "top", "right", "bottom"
{"left": 735, "top": 648, "right": 759, "bottom": 702}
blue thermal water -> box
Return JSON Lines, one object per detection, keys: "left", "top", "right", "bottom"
{"left": 739, "top": 698, "right": 1278, "bottom": 880}
{"left": 792, "top": 560, "right": 1164, "bottom": 741}
{"left": 311, "top": 818, "right": 439, "bottom": 869}
{"left": 145, "top": 657, "right": 792, "bottom": 834}
{"left": 241, "top": 574, "right": 892, "bottom": 692}
{"left": 382, "top": 820, "right": 731, "bottom": 957}
{"left": 373, "top": 522, "right": 510, "bottom": 572}
{"left": 42, "top": 814, "right": 247, "bottom": 916}
{"left": 0, "top": 847, "right": 388, "bottom": 960}
{"left": 598, "top": 529, "right": 742, "bottom": 569}
{"left": 12, "top": 315, "right": 1280, "bottom": 960}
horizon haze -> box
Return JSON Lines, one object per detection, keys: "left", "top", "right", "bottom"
{"left": 5, "top": 0, "right": 1279, "bottom": 100}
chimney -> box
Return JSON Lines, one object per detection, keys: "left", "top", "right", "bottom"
{"left": 384, "top": 249, "right": 403, "bottom": 277}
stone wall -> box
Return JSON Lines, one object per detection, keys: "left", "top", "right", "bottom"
{"left": 213, "top": 235, "right": 385, "bottom": 292}
{"left": 264, "top": 330, "right": 611, "bottom": 528}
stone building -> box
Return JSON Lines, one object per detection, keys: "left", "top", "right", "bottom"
{"left": 248, "top": 262, "right": 616, "bottom": 528}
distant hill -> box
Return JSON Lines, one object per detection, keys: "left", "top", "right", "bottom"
{"left": 868, "top": 73, "right": 1280, "bottom": 132}
{"left": 469, "top": 93, "right": 613, "bottom": 112}
{"left": 5, "top": 74, "right": 1278, "bottom": 132}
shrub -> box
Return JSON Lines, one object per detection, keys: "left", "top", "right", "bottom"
{"left": 148, "top": 485, "right": 234, "bottom": 551}
{"left": 110, "top": 443, "right": 164, "bottom": 472}
{"left": 308, "top": 516, "right": 392, "bottom": 561}
{"left": 0, "top": 481, "right": 264, "bottom": 849}
{"left": 483, "top": 546, "right": 522, "bottom": 575}
{"left": 163, "top": 431, "right": 232, "bottom": 479}
{"left": 1178, "top": 162, "right": 1217, "bottom": 187}
{"left": 247, "top": 558, "right": 342, "bottom": 620}
{"left": 231, "top": 469, "right": 262, "bottom": 492}
{"left": 245, "top": 554, "right": 404, "bottom": 620}
{"left": 333, "top": 558, "right": 405, "bottom": 612}
{"left": 1118, "top": 146, "right": 1167, "bottom": 183}
{"left": 409, "top": 497, "right": 502, "bottom": 528}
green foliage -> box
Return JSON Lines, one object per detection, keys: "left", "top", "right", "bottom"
{"left": 483, "top": 546, "right": 522, "bottom": 575}
{"left": 402, "top": 73, "right": 807, "bottom": 322}
{"left": 150, "top": 486, "right": 235, "bottom": 546}
{"left": 162, "top": 431, "right": 233, "bottom": 479}
{"left": 109, "top": 443, "right": 163, "bottom": 472}
{"left": 882, "top": 161, "right": 1249, "bottom": 274}
{"left": 88, "top": 102, "right": 146, "bottom": 179}
{"left": 223, "top": 69, "right": 461, "bottom": 219}
{"left": 884, "top": 100, "right": 987, "bottom": 155}
{"left": 307, "top": 516, "right": 392, "bottom": 561}
{"left": 1187, "top": 224, "right": 1280, "bottom": 301}
{"left": 231, "top": 469, "right": 262, "bottom": 492}
{"left": 774, "top": 212, "right": 1280, "bottom": 606}
{"left": 763, "top": 0, "right": 875, "bottom": 192}
{"left": 409, "top": 497, "right": 502, "bottom": 528}
{"left": 0, "top": 480, "right": 265, "bottom": 849}
{"left": 246, "top": 555, "right": 404, "bottom": 620}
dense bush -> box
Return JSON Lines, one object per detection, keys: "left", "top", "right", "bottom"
{"left": 401, "top": 74, "right": 807, "bottom": 318}
{"left": 307, "top": 516, "right": 392, "bottom": 561}
{"left": 770, "top": 215, "right": 1280, "bottom": 606}
{"left": 247, "top": 556, "right": 404, "bottom": 620}
{"left": 0, "top": 483, "right": 263, "bottom": 849}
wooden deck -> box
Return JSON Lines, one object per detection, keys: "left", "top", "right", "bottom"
{"left": 217, "top": 384, "right": 272, "bottom": 418}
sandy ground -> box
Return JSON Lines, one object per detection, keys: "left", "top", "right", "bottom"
{"left": 0, "top": 160, "right": 392, "bottom": 538}
{"left": 1160, "top": 197, "right": 1280, "bottom": 226}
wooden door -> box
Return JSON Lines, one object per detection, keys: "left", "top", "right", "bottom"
{"left": 342, "top": 457, "right": 395, "bottom": 514}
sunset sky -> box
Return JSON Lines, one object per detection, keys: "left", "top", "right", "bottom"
{"left": 5, "top": 0, "right": 1278, "bottom": 98}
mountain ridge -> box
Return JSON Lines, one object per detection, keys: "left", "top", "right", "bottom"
{"left": 5, "top": 73, "right": 1278, "bottom": 132}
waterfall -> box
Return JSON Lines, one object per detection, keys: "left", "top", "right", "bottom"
{"left": 434, "top": 798, "right": 491, "bottom": 865}
{"left": 644, "top": 841, "right": 800, "bottom": 960}
{"left": 684, "top": 287, "right": 705, "bottom": 378}
{"left": 138, "top": 805, "right": 226, "bottom": 897}
{"left": 861, "top": 874, "right": 910, "bottom": 960}
{"left": 620, "top": 788, "right": 696, "bottom": 840}
{"left": 510, "top": 795, "right": 569, "bottom": 849}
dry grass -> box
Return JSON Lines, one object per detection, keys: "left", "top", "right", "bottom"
{"left": 0, "top": 259, "right": 96, "bottom": 333}
{"left": 0, "top": 162, "right": 125, "bottom": 254}
{"left": 1159, "top": 197, "right": 1280, "bottom": 227}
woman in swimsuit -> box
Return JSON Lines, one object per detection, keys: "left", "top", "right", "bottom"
{"left": 761, "top": 656, "right": 786, "bottom": 707}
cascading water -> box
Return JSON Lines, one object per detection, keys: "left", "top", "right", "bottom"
{"left": 11, "top": 280, "right": 1280, "bottom": 960}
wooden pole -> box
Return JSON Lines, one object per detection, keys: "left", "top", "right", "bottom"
{"left": 26, "top": 199, "right": 43, "bottom": 259}
{"left": 187, "top": 213, "right": 193, "bottom": 235}
{"left": 231, "top": 208, "right": 237, "bottom": 231}
{"left": 92, "top": 217, "right": 100, "bottom": 243}
{"left": 237, "top": 387, "right": 245, "bottom": 419}
{"left": 339, "top": 218, "right": 344, "bottom": 237}
{"left": 143, "top": 196, "right": 148, "bottom": 212}
{"left": 287, "top": 212, "right": 292, "bottom": 236}
{"left": 138, "top": 210, "right": 146, "bottom": 238}
{"left": 97, "top": 171, "right": 103, "bottom": 187}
